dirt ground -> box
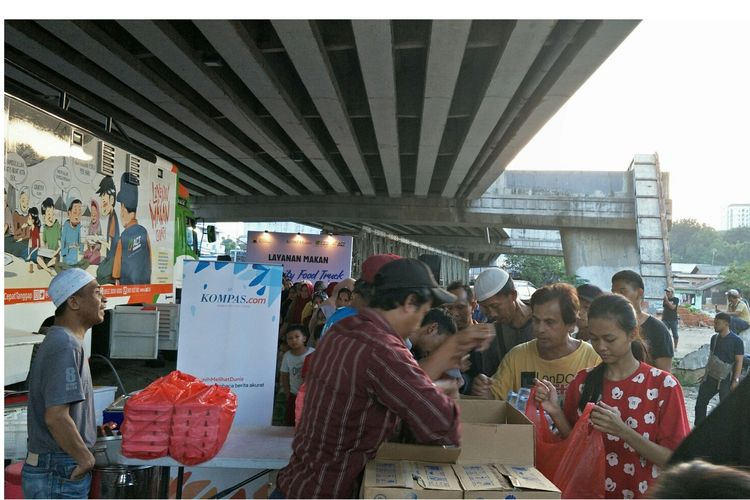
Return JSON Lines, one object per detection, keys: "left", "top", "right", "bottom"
{"left": 90, "top": 326, "right": 721, "bottom": 428}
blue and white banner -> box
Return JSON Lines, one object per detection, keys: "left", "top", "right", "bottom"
{"left": 245, "top": 231, "right": 353, "bottom": 283}
{"left": 177, "top": 260, "right": 282, "bottom": 426}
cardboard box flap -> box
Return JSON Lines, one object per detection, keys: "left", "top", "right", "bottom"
{"left": 376, "top": 442, "right": 461, "bottom": 463}
{"left": 459, "top": 423, "right": 534, "bottom": 465}
{"left": 456, "top": 399, "right": 535, "bottom": 466}
{"left": 496, "top": 464, "right": 560, "bottom": 493}
{"left": 452, "top": 463, "right": 512, "bottom": 491}
{"left": 458, "top": 399, "right": 508, "bottom": 423}
{"left": 363, "top": 460, "right": 414, "bottom": 489}
{"left": 411, "top": 462, "right": 462, "bottom": 491}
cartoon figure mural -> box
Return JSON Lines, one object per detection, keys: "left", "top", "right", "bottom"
{"left": 60, "top": 198, "right": 85, "bottom": 268}
{"left": 4, "top": 95, "right": 177, "bottom": 309}
{"left": 25, "top": 206, "right": 45, "bottom": 274}
{"left": 4, "top": 185, "right": 14, "bottom": 237}
{"left": 95, "top": 176, "right": 119, "bottom": 284}
{"left": 40, "top": 197, "right": 61, "bottom": 274}
{"left": 84, "top": 199, "right": 103, "bottom": 265}
{"left": 113, "top": 173, "right": 152, "bottom": 285}
{"left": 10, "top": 187, "right": 31, "bottom": 258}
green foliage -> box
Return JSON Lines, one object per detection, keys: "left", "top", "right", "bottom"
{"left": 721, "top": 261, "right": 750, "bottom": 292}
{"left": 503, "top": 255, "right": 576, "bottom": 286}
{"left": 668, "top": 219, "right": 750, "bottom": 265}
{"left": 221, "top": 237, "right": 237, "bottom": 253}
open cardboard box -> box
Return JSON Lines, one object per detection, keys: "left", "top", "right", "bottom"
{"left": 361, "top": 400, "right": 560, "bottom": 499}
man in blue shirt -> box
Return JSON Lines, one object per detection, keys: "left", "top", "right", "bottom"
{"left": 695, "top": 312, "right": 745, "bottom": 424}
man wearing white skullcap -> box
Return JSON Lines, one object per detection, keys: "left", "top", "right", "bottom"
{"left": 465, "top": 268, "right": 534, "bottom": 393}
{"left": 22, "top": 268, "right": 107, "bottom": 499}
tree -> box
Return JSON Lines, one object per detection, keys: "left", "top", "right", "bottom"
{"left": 221, "top": 237, "right": 237, "bottom": 254}
{"left": 668, "top": 219, "right": 720, "bottom": 264}
{"left": 503, "top": 255, "right": 577, "bottom": 286}
{"left": 721, "top": 262, "right": 750, "bottom": 292}
{"left": 669, "top": 219, "right": 750, "bottom": 265}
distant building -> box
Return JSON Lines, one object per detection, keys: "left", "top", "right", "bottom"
{"left": 671, "top": 262, "right": 727, "bottom": 310}
{"left": 725, "top": 204, "right": 750, "bottom": 229}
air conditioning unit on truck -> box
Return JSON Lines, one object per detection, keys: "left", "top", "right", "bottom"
{"left": 4, "top": 94, "right": 198, "bottom": 386}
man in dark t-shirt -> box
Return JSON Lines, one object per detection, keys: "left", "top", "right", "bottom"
{"left": 694, "top": 312, "right": 745, "bottom": 424}
{"left": 23, "top": 268, "right": 107, "bottom": 499}
{"left": 612, "top": 270, "right": 674, "bottom": 371}
{"left": 662, "top": 287, "right": 680, "bottom": 348}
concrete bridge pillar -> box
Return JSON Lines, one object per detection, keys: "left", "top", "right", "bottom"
{"left": 560, "top": 228, "right": 640, "bottom": 291}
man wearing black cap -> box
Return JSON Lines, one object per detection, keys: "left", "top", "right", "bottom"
{"left": 112, "top": 173, "right": 151, "bottom": 285}
{"left": 276, "top": 258, "right": 493, "bottom": 498}
{"left": 95, "top": 176, "right": 119, "bottom": 284}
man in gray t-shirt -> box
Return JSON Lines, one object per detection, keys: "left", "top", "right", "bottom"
{"left": 27, "top": 326, "right": 96, "bottom": 453}
{"left": 22, "top": 268, "right": 107, "bottom": 499}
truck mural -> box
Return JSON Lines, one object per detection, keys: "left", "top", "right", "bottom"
{"left": 4, "top": 94, "right": 196, "bottom": 383}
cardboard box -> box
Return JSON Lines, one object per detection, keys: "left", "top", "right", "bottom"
{"left": 361, "top": 400, "right": 560, "bottom": 499}
{"left": 457, "top": 399, "right": 535, "bottom": 466}
{"left": 455, "top": 463, "right": 560, "bottom": 499}
{"left": 362, "top": 444, "right": 463, "bottom": 498}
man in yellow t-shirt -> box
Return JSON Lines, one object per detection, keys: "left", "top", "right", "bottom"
{"left": 724, "top": 289, "right": 750, "bottom": 322}
{"left": 473, "top": 283, "right": 601, "bottom": 403}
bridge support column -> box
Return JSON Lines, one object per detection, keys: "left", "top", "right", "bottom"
{"left": 560, "top": 228, "right": 640, "bottom": 290}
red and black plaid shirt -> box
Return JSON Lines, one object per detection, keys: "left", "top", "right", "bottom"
{"left": 277, "top": 307, "right": 461, "bottom": 498}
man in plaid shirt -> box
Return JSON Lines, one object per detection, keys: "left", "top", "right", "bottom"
{"left": 276, "top": 258, "right": 493, "bottom": 498}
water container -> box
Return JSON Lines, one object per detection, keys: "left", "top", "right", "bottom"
{"left": 507, "top": 390, "right": 518, "bottom": 408}
{"left": 517, "top": 387, "right": 531, "bottom": 412}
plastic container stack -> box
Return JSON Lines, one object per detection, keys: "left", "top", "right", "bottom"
{"left": 120, "top": 401, "right": 172, "bottom": 459}
{"left": 120, "top": 371, "right": 237, "bottom": 466}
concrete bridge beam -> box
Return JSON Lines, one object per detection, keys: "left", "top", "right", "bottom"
{"left": 560, "top": 228, "right": 640, "bottom": 291}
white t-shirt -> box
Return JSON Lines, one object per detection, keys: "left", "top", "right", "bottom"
{"left": 280, "top": 347, "right": 315, "bottom": 394}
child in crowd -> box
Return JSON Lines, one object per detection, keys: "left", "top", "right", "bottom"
{"left": 301, "top": 290, "right": 328, "bottom": 329}
{"left": 534, "top": 293, "right": 690, "bottom": 499}
{"left": 279, "top": 324, "right": 315, "bottom": 426}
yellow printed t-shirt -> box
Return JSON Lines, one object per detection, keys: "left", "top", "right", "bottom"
{"left": 730, "top": 300, "right": 750, "bottom": 322}
{"left": 489, "top": 339, "right": 601, "bottom": 403}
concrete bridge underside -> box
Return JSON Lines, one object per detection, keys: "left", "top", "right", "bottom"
{"left": 195, "top": 155, "right": 673, "bottom": 306}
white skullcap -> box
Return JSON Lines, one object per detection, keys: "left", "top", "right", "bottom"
{"left": 474, "top": 268, "right": 511, "bottom": 302}
{"left": 48, "top": 268, "right": 95, "bottom": 308}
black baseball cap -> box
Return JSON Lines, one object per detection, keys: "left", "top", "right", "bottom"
{"left": 373, "top": 258, "right": 456, "bottom": 306}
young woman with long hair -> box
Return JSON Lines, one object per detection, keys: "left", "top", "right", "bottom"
{"left": 534, "top": 293, "right": 690, "bottom": 499}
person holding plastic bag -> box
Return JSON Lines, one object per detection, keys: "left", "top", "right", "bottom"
{"left": 534, "top": 293, "right": 690, "bottom": 499}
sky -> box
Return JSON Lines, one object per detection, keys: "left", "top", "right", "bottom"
{"left": 505, "top": 18, "right": 750, "bottom": 230}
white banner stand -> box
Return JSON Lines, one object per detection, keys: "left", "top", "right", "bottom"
{"left": 177, "top": 260, "right": 282, "bottom": 426}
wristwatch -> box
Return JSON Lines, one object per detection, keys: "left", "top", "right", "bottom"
{"left": 735, "top": 377, "right": 741, "bottom": 383}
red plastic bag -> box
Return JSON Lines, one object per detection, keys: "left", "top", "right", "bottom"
{"left": 169, "top": 384, "right": 238, "bottom": 465}
{"left": 121, "top": 371, "right": 206, "bottom": 459}
{"left": 294, "top": 353, "right": 314, "bottom": 427}
{"left": 553, "top": 403, "right": 605, "bottom": 499}
{"left": 525, "top": 390, "right": 605, "bottom": 498}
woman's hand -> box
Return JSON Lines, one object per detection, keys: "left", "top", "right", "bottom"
{"left": 590, "top": 401, "right": 629, "bottom": 437}
{"left": 533, "top": 378, "right": 561, "bottom": 416}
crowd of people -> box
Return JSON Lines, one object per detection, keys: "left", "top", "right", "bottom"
{"left": 271, "top": 255, "right": 748, "bottom": 499}
{"left": 20, "top": 258, "right": 749, "bottom": 499}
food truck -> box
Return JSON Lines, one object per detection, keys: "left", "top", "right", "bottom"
{"left": 4, "top": 94, "right": 198, "bottom": 385}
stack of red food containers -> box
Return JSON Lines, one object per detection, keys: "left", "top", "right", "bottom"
{"left": 121, "top": 371, "right": 237, "bottom": 465}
